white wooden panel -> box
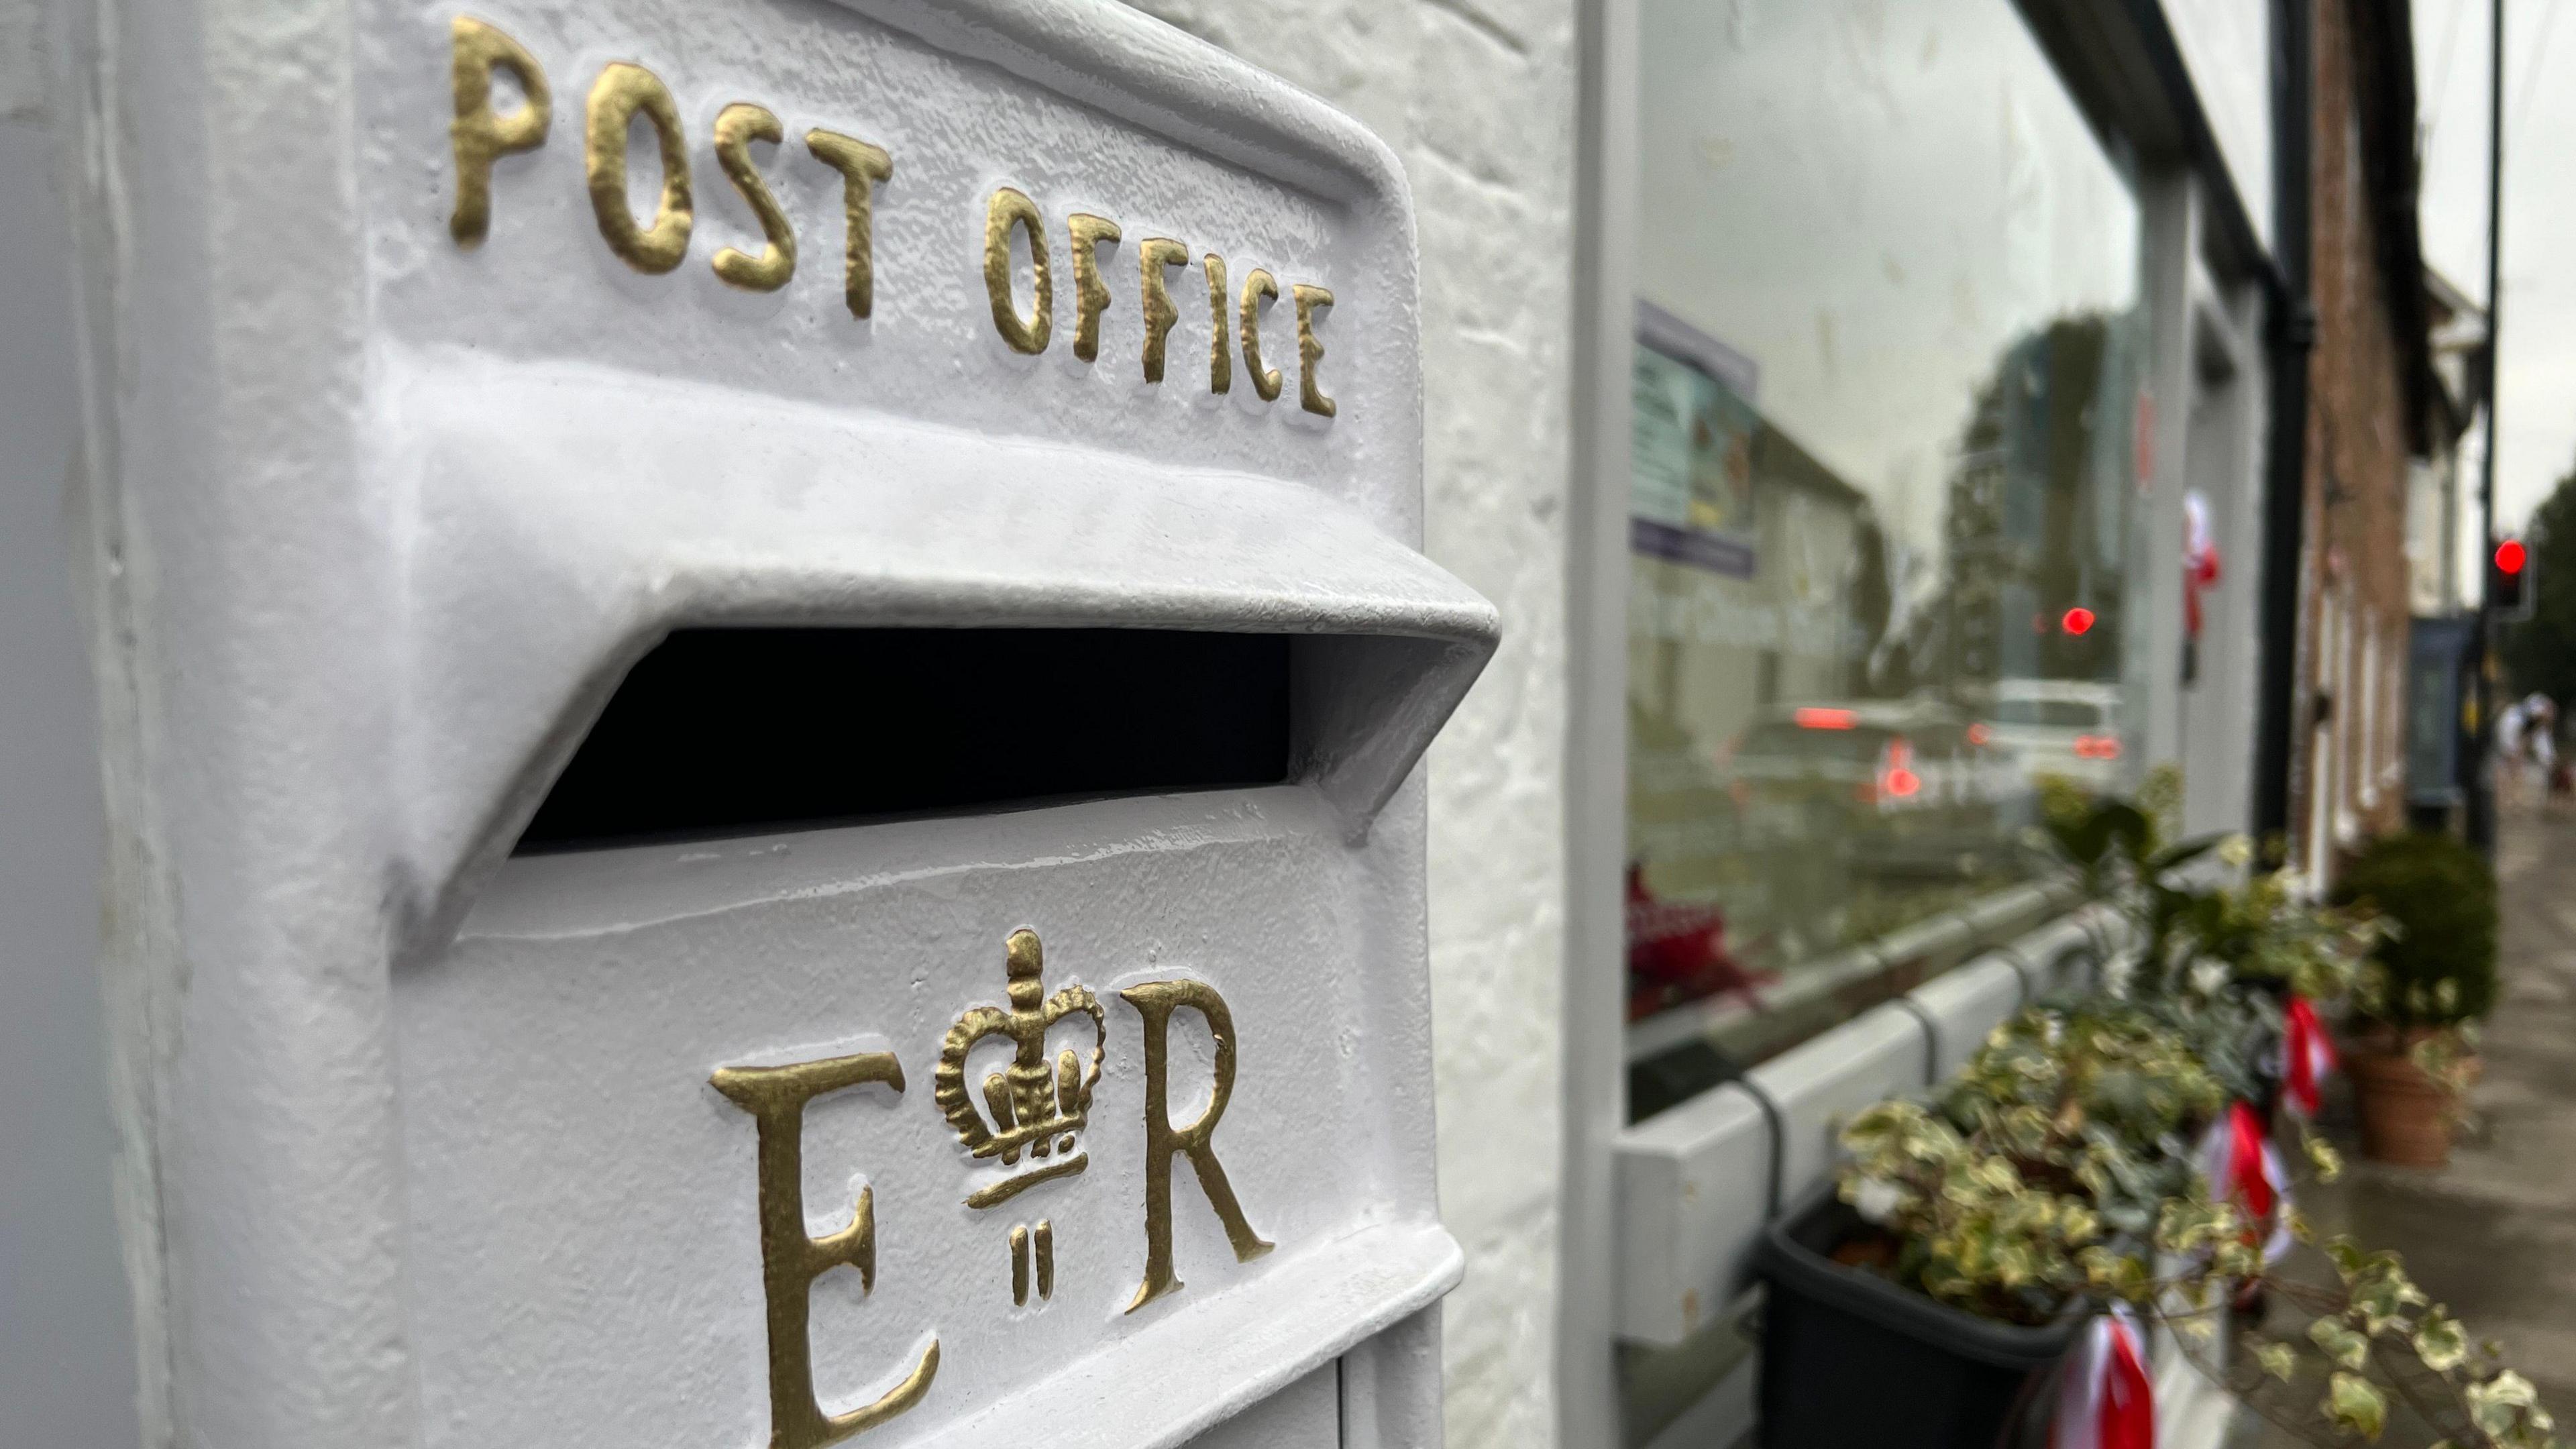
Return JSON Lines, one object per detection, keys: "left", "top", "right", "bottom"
{"left": 1908, "top": 957, "right": 2026, "bottom": 1080}
{"left": 1748, "top": 1005, "right": 1930, "bottom": 1205}
{"left": 1611, "top": 908, "right": 2140, "bottom": 1351}
{"left": 1613, "top": 1083, "right": 1768, "bottom": 1345}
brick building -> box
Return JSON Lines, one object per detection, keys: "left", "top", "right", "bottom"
{"left": 2287, "top": 0, "right": 2435, "bottom": 879}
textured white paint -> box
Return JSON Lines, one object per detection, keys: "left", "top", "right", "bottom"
{"left": 1181, "top": 1361, "right": 1339, "bottom": 1449}
{"left": 51, "top": 0, "right": 1497, "bottom": 1443}
{"left": 1122, "top": 4, "right": 1579, "bottom": 1442}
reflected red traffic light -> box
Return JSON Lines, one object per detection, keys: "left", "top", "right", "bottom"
{"left": 1876, "top": 737, "right": 1920, "bottom": 800}
{"left": 2061, "top": 606, "right": 2096, "bottom": 636}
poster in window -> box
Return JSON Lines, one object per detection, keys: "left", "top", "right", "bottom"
{"left": 1631, "top": 303, "right": 1760, "bottom": 578}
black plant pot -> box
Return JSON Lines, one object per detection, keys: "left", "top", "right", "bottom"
{"left": 1756, "top": 1187, "right": 2082, "bottom": 1449}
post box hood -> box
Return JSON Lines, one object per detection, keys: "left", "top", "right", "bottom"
{"left": 389, "top": 353, "right": 1499, "bottom": 955}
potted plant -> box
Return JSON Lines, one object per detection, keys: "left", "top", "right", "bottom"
{"left": 1765, "top": 998, "right": 2560, "bottom": 1448}
{"left": 1754, "top": 783, "right": 2557, "bottom": 1447}
{"left": 1756, "top": 1000, "right": 2220, "bottom": 1447}
{"left": 1755, "top": 1183, "right": 2082, "bottom": 1448}
{"left": 2331, "top": 831, "right": 2499, "bottom": 1167}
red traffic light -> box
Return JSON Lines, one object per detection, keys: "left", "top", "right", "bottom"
{"left": 2491, "top": 536, "right": 2538, "bottom": 620}
{"left": 2061, "top": 606, "right": 2096, "bottom": 636}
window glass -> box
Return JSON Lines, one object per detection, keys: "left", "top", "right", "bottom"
{"left": 1621, "top": 0, "right": 2145, "bottom": 1104}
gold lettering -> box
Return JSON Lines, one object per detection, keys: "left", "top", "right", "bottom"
{"left": 710, "top": 103, "right": 796, "bottom": 292}
{"left": 712, "top": 1052, "right": 939, "bottom": 1448}
{"left": 932, "top": 930, "right": 1105, "bottom": 1195}
{"left": 1292, "top": 284, "right": 1336, "bottom": 417}
{"left": 1120, "top": 978, "right": 1274, "bottom": 1314}
{"left": 446, "top": 16, "right": 551, "bottom": 248}
{"left": 584, "top": 62, "right": 693, "bottom": 274}
{"left": 983, "top": 187, "right": 1052, "bottom": 354}
{"left": 1202, "top": 254, "right": 1232, "bottom": 394}
{"left": 1237, "top": 268, "right": 1282, "bottom": 402}
{"left": 1067, "top": 213, "right": 1121, "bottom": 364}
{"left": 1136, "top": 237, "right": 1188, "bottom": 383}
{"left": 806, "top": 129, "right": 892, "bottom": 319}
{"left": 1004, "top": 1220, "right": 1059, "bottom": 1307}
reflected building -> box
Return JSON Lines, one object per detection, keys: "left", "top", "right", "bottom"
{"left": 1939, "top": 314, "right": 2137, "bottom": 692}
{"left": 1627, "top": 321, "right": 1881, "bottom": 993}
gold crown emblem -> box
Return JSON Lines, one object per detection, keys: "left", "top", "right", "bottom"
{"left": 933, "top": 928, "right": 1106, "bottom": 1209}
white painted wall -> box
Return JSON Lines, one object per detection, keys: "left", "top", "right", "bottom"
{"left": 2180, "top": 284, "right": 2270, "bottom": 840}
{"left": 1123, "top": 3, "right": 1579, "bottom": 1443}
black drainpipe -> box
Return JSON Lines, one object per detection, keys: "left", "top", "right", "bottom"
{"left": 2255, "top": 0, "right": 2316, "bottom": 848}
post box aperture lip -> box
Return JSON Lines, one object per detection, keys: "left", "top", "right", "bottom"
{"left": 516, "top": 627, "right": 1300, "bottom": 851}
{"left": 388, "top": 348, "right": 1498, "bottom": 939}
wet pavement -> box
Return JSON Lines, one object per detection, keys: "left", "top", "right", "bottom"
{"left": 2235, "top": 806, "right": 2576, "bottom": 1444}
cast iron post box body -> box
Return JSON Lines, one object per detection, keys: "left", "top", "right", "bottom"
{"left": 45, "top": 0, "right": 1495, "bottom": 1445}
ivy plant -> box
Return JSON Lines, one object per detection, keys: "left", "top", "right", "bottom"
{"left": 1825, "top": 776, "right": 2553, "bottom": 1446}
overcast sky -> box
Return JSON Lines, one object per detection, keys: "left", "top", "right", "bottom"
{"left": 2417, "top": 0, "right": 2571, "bottom": 533}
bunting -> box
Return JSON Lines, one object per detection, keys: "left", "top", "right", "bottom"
{"left": 2195, "top": 1099, "right": 2295, "bottom": 1264}
{"left": 2280, "top": 995, "right": 2338, "bottom": 1120}
{"left": 2052, "top": 1305, "right": 2154, "bottom": 1449}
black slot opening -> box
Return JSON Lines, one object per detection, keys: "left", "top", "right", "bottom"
{"left": 516, "top": 628, "right": 1293, "bottom": 853}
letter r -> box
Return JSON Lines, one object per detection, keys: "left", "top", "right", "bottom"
{"left": 1120, "top": 978, "right": 1275, "bottom": 1313}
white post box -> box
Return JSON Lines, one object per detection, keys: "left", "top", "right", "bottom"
{"left": 40, "top": 1, "right": 1495, "bottom": 1445}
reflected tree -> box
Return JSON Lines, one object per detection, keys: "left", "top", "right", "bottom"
{"left": 1933, "top": 311, "right": 2135, "bottom": 693}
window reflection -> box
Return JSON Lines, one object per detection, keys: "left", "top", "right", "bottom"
{"left": 1623, "top": 0, "right": 2145, "bottom": 1095}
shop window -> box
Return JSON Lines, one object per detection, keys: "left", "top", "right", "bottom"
{"left": 1620, "top": 0, "right": 2145, "bottom": 1118}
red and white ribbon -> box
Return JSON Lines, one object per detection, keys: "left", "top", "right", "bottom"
{"left": 2280, "top": 995, "right": 2337, "bottom": 1120}
{"left": 2195, "top": 1099, "right": 2294, "bottom": 1264}
{"left": 2053, "top": 1304, "right": 2154, "bottom": 1449}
